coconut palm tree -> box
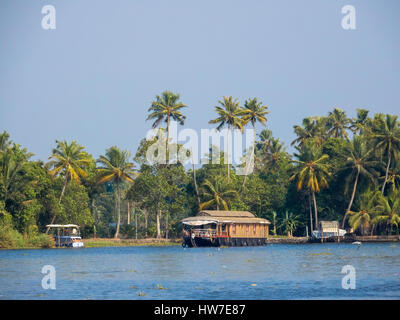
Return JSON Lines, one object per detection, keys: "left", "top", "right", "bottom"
{"left": 372, "top": 190, "right": 400, "bottom": 235}
{"left": 370, "top": 114, "right": 400, "bottom": 194}
{"left": 241, "top": 98, "right": 269, "bottom": 185}
{"left": 46, "top": 140, "right": 92, "bottom": 231}
{"left": 199, "top": 176, "right": 238, "bottom": 211}
{"left": 350, "top": 109, "right": 370, "bottom": 135}
{"left": 290, "top": 143, "right": 331, "bottom": 230}
{"left": 96, "top": 146, "right": 137, "bottom": 238}
{"left": 264, "top": 138, "right": 286, "bottom": 171}
{"left": 209, "top": 96, "right": 244, "bottom": 182}
{"left": 326, "top": 107, "right": 352, "bottom": 140}
{"left": 146, "top": 91, "right": 187, "bottom": 164}
{"left": 341, "top": 136, "right": 379, "bottom": 228}
{"left": 291, "top": 117, "right": 327, "bottom": 149}
{"left": 384, "top": 159, "right": 400, "bottom": 192}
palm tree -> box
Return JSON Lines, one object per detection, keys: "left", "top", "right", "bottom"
{"left": 46, "top": 140, "right": 92, "bottom": 231}
{"left": 291, "top": 117, "right": 327, "bottom": 149}
{"left": 384, "top": 159, "right": 400, "bottom": 192}
{"left": 96, "top": 146, "right": 137, "bottom": 238}
{"left": 347, "top": 190, "right": 380, "bottom": 235}
{"left": 241, "top": 98, "right": 269, "bottom": 185}
{"left": 341, "top": 136, "right": 379, "bottom": 228}
{"left": 280, "top": 211, "right": 300, "bottom": 237}
{"left": 290, "top": 143, "right": 331, "bottom": 230}
{"left": 199, "top": 177, "right": 238, "bottom": 211}
{"left": 370, "top": 114, "right": 400, "bottom": 194}
{"left": 209, "top": 96, "right": 244, "bottom": 182}
{"left": 372, "top": 190, "right": 400, "bottom": 235}
{"left": 350, "top": 109, "right": 370, "bottom": 135}
{"left": 326, "top": 107, "right": 352, "bottom": 140}
{"left": 146, "top": 91, "right": 187, "bottom": 164}
{"left": 264, "top": 138, "right": 286, "bottom": 171}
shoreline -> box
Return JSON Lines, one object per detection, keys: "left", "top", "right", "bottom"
{"left": 2, "top": 235, "right": 399, "bottom": 250}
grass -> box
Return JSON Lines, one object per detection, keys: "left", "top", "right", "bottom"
{"left": 83, "top": 238, "right": 181, "bottom": 248}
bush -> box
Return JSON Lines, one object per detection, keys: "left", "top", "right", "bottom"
{"left": 0, "top": 225, "right": 24, "bottom": 248}
{"left": 26, "top": 233, "right": 55, "bottom": 248}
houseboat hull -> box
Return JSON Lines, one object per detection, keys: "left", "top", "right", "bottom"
{"left": 183, "top": 235, "right": 267, "bottom": 248}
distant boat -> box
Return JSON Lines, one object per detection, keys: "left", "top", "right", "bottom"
{"left": 46, "top": 224, "right": 84, "bottom": 248}
{"left": 311, "top": 221, "right": 346, "bottom": 240}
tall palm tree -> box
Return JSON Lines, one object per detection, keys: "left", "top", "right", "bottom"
{"left": 350, "top": 109, "right": 370, "bottom": 135}
{"left": 347, "top": 190, "right": 380, "bottom": 235}
{"left": 341, "top": 136, "right": 379, "bottom": 228}
{"left": 384, "top": 159, "right": 400, "bottom": 192}
{"left": 372, "top": 190, "right": 400, "bottom": 235}
{"left": 371, "top": 114, "right": 400, "bottom": 194}
{"left": 97, "top": 146, "right": 137, "bottom": 238}
{"left": 199, "top": 177, "right": 238, "bottom": 211}
{"left": 291, "top": 117, "right": 327, "bottom": 149}
{"left": 209, "top": 96, "right": 244, "bottom": 182}
{"left": 290, "top": 143, "right": 331, "bottom": 230}
{"left": 326, "top": 107, "right": 352, "bottom": 140}
{"left": 146, "top": 91, "right": 187, "bottom": 164}
{"left": 241, "top": 98, "right": 269, "bottom": 185}
{"left": 46, "top": 140, "right": 92, "bottom": 231}
{"left": 264, "top": 138, "right": 285, "bottom": 171}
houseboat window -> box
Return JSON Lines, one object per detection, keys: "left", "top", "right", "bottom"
{"left": 221, "top": 224, "right": 226, "bottom": 232}
{"left": 246, "top": 224, "right": 249, "bottom": 234}
{"left": 232, "top": 224, "right": 236, "bottom": 235}
{"left": 253, "top": 224, "right": 256, "bottom": 234}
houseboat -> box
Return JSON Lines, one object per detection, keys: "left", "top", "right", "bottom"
{"left": 181, "top": 210, "right": 270, "bottom": 247}
{"left": 46, "top": 224, "right": 84, "bottom": 247}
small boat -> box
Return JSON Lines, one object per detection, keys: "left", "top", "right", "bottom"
{"left": 46, "top": 224, "right": 84, "bottom": 248}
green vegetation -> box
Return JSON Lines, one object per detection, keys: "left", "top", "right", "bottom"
{"left": 1, "top": 91, "right": 400, "bottom": 248}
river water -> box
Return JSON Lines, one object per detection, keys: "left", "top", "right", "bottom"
{"left": 0, "top": 243, "right": 399, "bottom": 299}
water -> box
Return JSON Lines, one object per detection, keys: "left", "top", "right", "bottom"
{"left": 0, "top": 243, "right": 399, "bottom": 299}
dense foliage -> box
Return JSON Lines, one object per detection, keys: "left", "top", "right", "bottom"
{"left": 1, "top": 93, "right": 400, "bottom": 247}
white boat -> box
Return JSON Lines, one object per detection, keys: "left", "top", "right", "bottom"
{"left": 46, "top": 224, "right": 84, "bottom": 248}
{"left": 312, "top": 229, "right": 346, "bottom": 239}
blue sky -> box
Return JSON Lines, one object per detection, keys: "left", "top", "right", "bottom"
{"left": 1, "top": 0, "right": 400, "bottom": 161}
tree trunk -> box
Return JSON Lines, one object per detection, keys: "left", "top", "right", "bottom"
{"left": 381, "top": 145, "right": 391, "bottom": 194}
{"left": 243, "top": 124, "right": 255, "bottom": 187}
{"left": 312, "top": 191, "right": 318, "bottom": 230}
{"left": 342, "top": 170, "right": 360, "bottom": 228}
{"left": 192, "top": 149, "right": 201, "bottom": 208}
{"left": 46, "top": 175, "right": 69, "bottom": 234}
{"left": 114, "top": 181, "right": 121, "bottom": 239}
{"left": 165, "top": 212, "right": 169, "bottom": 239}
{"left": 144, "top": 209, "right": 148, "bottom": 237}
{"left": 127, "top": 201, "right": 130, "bottom": 225}
{"left": 309, "top": 193, "right": 314, "bottom": 233}
{"left": 156, "top": 208, "right": 162, "bottom": 238}
{"left": 227, "top": 125, "right": 230, "bottom": 182}
{"left": 134, "top": 203, "right": 138, "bottom": 239}
{"left": 166, "top": 116, "right": 170, "bottom": 165}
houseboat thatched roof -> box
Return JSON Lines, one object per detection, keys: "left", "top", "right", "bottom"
{"left": 198, "top": 210, "right": 255, "bottom": 218}
{"left": 181, "top": 210, "right": 270, "bottom": 226}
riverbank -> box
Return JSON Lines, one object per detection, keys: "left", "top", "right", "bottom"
{"left": 83, "top": 238, "right": 182, "bottom": 248}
